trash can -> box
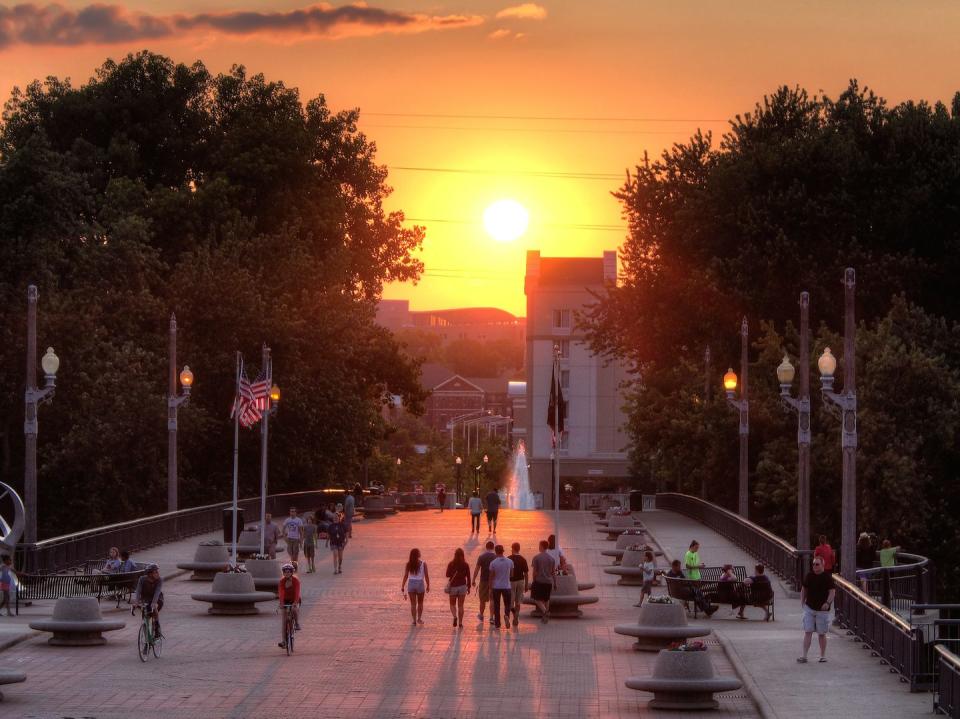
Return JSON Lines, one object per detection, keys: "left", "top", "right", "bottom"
{"left": 222, "top": 507, "right": 245, "bottom": 544}
{"left": 628, "top": 490, "right": 644, "bottom": 512}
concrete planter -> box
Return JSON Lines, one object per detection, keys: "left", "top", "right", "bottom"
{"left": 600, "top": 530, "right": 649, "bottom": 562}
{"left": 244, "top": 558, "right": 282, "bottom": 593}
{"left": 0, "top": 669, "right": 26, "bottom": 701}
{"left": 599, "top": 515, "right": 642, "bottom": 540}
{"left": 29, "top": 597, "right": 125, "bottom": 646}
{"left": 230, "top": 529, "right": 262, "bottom": 558}
{"left": 604, "top": 548, "right": 649, "bottom": 585}
{"left": 191, "top": 571, "right": 275, "bottom": 615}
{"left": 523, "top": 574, "right": 599, "bottom": 618}
{"left": 625, "top": 649, "right": 741, "bottom": 710}
{"left": 614, "top": 602, "right": 710, "bottom": 651}
{"left": 360, "top": 496, "right": 389, "bottom": 518}
{"left": 177, "top": 541, "right": 230, "bottom": 581}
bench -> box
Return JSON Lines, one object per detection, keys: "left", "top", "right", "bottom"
{"left": 665, "top": 567, "right": 775, "bottom": 621}
{"left": 15, "top": 561, "right": 147, "bottom": 615}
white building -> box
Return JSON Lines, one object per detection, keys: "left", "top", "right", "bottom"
{"left": 524, "top": 250, "right": 631, "bottom": 505}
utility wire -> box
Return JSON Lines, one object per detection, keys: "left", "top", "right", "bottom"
{"left": 391, "top": 165, "right": 623, "bottom": 180}
{"left": 405, "top": 217, "right": 625, "bottom": 232}
{"left": 363, "top": 111, "right": 727, "bottom": 123}
{"left": 364, "top": 123, "right": 709, "bottom": 135}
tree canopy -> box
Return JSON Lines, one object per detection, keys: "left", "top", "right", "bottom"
{"left": 0, "top": 51, "right": 426, "bottom": 537}
{"left": 584, "top": 81, "right": 960, "bottom": 596}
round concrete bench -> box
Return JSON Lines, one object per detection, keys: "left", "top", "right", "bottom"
{"left": 177, "top": 541, "right": 230, "bottom": 581}
{"left": 360, "top": 496, "right": 390, "bottom": 518}
{"left": 29, "top": 597, "right": 126, "bottom": 646}
{"left": 522, "top": 574, "right": 599, "bottom": 618}
{"left": 614, "top": 601, "right": 710, "bottom": 651}
{"left": 595, "top": 508, "right": 635, "bottom": 526}
{"left": 229, "top": 528, "right": 263, "bottom": 558}
{"left": 244, "top": 558, "right": 282, "bottom": 593}
{"left": 604, "top": 548, "right": 655, "bottom": 586}
{"left": 191, "top": 571, "right": 275, "bottom": 615}
{"left": 0, "top": 669, "right": 26, "bottom": 701}
{"left": 397, "top": 494, "right": 418, "bottom": 511}
{"left": 599, "top": 530, "right": 650, "bottom": 562}
{"left": 598, "top": 515, "right": 643, "bottom": 540}
{"left": 592, "top": 504, "right": 622, "bottom": 517}
{"left": 625, "top": 647, "right": 741, "bottom": 710}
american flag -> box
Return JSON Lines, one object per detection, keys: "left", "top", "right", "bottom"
{"left": 230, "top": 359, "right": 269, "bottom": 428}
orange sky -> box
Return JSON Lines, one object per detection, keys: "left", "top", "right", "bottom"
{"left": 2, "top": 1, "right": 960, "bottom": 315}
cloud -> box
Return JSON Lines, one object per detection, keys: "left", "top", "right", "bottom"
{"left": 0, "top": 3, "right": 485, "bottom": 48}
{"left": 494, "top": 3, "right": 547, "bottom": 21}
{"left": 487, "top": 28, "right": 511, "bottom": 40}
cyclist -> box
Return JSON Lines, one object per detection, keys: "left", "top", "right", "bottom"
{"left": 133, "top": 563, "right": 164, "bottom": 638}
{"left": 277, "top": 563, "right": 301, "bottom": 648}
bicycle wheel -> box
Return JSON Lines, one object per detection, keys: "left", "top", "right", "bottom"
{"left": 152, "top": 632, "right": 163, "bottom": 658}
{"left": 137, "top": 624, "right": 150, "bottom": 662}
{"left": 286, "top": 624, "right": 294, "bottom": 655}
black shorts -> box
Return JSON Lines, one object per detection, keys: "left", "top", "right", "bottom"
{"left": 531, "top": 581, "right": 552, "bottom": 602}
{"left": 486, "top": 510, "right": 499, "bottom": 521}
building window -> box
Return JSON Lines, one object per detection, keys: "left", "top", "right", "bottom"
{"left": 560, "top": 370, "right": 570, "bottom": 389}
{"left": 557, "top": 340, "right": 571, "bottom": 359}
{"left": 552, "top": 309, "right": 571, "bottom": 329}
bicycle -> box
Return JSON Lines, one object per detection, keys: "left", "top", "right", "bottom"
{"left": 132, "top": 604, "right": 162, "bottom": 661}
{"left": 279, "top": 603, "right": 296, "bottom": 655}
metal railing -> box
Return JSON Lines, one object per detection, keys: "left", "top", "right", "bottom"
{"left": 858, "top": 554, "right": 935, "bottom": 616}
{"left": 16, "top": 490, "right": 340, "bottom": 573}
{"left": 935, "top": 644, "right": 960, "bottom": 717}
{"left": 655, "top": 493, "right": 804, "bottom": 588}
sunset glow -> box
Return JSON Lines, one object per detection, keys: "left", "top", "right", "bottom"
{"left": 483, "top": 199, "right": 529, "bottom": 243}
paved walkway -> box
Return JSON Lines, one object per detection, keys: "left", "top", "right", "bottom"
{"left": 0, "top": 510, "right": 757, "bottom": 719}
{"left": 640, "top": 510, "right": 931, "bottom": 719}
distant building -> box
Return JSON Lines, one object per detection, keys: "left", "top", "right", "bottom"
{"left": 419, "top": 363, "right": 512, "bottom": 435}
{"left": 376, "top": 301, "right": 525, "bottom": 346}
{"left": 376, "top": 299, "right": 412, "bottom": 331}
{"left": 524, "top": 250, "right": 630, "bottom": 505}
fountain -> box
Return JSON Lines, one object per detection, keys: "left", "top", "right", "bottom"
{"left": 505, "top": 441, "right": 536, "bottom": 510}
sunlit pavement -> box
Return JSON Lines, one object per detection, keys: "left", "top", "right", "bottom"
{"left": 1, "top": 509, "right": 757, "bottom": 719}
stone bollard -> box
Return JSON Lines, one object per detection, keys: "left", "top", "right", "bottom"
{"left": 244, "top": 558, "right": 282, "bottom": 593}
{"left": 625, "top": 645, "right": 741, "bottom": 710}
{"left": 29, "top": 597, "right": 126, "bottom": 646}
{"left": 177, "top": 541, "right": 230, "bottom": 581}
{"left": 191, "top": 571, "right": 276, "bottom": 615}
{"left": 0, "top": 669, "right": 26, "bottom": 701}
{"left": 614, "top": 600, "right": 711, "bottom": 651}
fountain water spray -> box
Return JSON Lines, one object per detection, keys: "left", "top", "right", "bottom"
{"left": 505, "top": 440, "right": 536, "bottom": 510}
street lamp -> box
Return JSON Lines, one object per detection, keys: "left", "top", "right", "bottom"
{"left": 724, "top": 317, "right": 750, "bottom": 518}
{"left": 819, "top": 268, "right": 858, "bottom": 580}
{"left": 24, "top": 285, "right": 59, "bottom": 545}
{"left": 454, "top": 456, "right": 463, "bottom": 505}
{"left": 167, "top": 314, "right": 194, "bottom": 513}
{"left": 776, "top": 292, "right": 811, "bottom": 569}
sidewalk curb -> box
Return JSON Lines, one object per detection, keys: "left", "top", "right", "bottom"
{"left": 714, "top": 630, "right": 779, "bottom": 719}
{"left": 0, "top": 629, "right": 43, "bottom": 653}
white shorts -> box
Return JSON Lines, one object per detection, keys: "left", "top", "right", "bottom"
{"left": 802, "top": 605, "right": 830, "bottom": 634}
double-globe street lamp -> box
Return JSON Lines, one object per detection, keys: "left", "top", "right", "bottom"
{"left": 24, "top": 285, "right": 60, "bottom": 545}
{"left": 723, "top": 317, "right": 750, "bottom": 518}
{"left": 474, "top": 453, "right": 488, "bottom": 495}
{"left": 454, "top": 456, "right": 463, "bottom": 505}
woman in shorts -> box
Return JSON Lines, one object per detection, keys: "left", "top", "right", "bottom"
{"left": 445, "top": 547, "right": 471, "bottom": 628}
{"left": 636, "top": 550, "right": 656, "bottom": 607}
{"left": 303, "top": 515, "right": 318, "bottom": 573}
{"left": 401, "top": 548, "right": 430, "bottom": 626}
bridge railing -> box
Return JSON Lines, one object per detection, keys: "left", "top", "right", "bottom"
{"left": 654, "top": 492, "right": 804, "bottom": 588}
{"left": 17, "top": 490, "right": 339, "bottom": 573}
{"left": 935, "top": 644, "right": 960, "bottom": 718}
{"left": 857, "top": 554, "right": 935, "bottom": 616}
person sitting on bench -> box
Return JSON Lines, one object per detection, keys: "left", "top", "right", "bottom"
{"left": 735, "top": 564, "right": 771, "bottom": 620}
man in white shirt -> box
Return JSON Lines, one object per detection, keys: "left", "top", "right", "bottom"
{"left": 488, "top": 545, "right": 515, "bottom": 629}
{"left": 467, "top": 491, "right": 484, "bottom": 535}
{"left": 282, "top": 507, "right": 305, "bottom": 563}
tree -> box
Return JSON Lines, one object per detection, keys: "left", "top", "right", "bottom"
{"left": 0, "top": 52, "right": 426, "bottom": 537}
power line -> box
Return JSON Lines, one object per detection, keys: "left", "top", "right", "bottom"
{"left": 405, "top": 217, "right": 625, "bottom": 232}
{"left": 364, "top": 111, "right": 727, "bottom": 123}
{"left": 391, "top": 165, "right": 623, "bottom": 181}
{"left": 363, "top": 123, "right": 712, "bottom": 136}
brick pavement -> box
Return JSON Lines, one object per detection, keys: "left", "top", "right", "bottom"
{"left": 0, "top": 509, "right": 758, "bottom": 719}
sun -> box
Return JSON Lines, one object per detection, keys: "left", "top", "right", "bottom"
{"left": 483, "top": 199, "right": 529, "bottom": 243}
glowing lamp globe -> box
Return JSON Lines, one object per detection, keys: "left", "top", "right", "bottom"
{"left": 41, "top": 347, "right": 60, "bottom": 377}
{"left": 270, "top": 384, "right": 281, "bottom": 403}
{"left": 723, "top": 368, "right": 738, "bottom": 393}
{"left": 818, "top": 348, "right": 837, "bottom": 378}
{"left": 776, "top": 354, "right": 795, "bottom": 392}
{"left": 179, "top": 365, "right": 194, "bottom": 389}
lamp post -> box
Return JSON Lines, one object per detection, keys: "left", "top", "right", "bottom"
{"left": 396, "top": 457, "right": 402, "bottom": 491}
{"left": 454, "top": 456, "right": 463, "bottom": 505}
{"left": 776, "top": 292, "right": 811, "bottom": 569}
{"left": 167, "top": 314, "right": 194, "bottom": 513}
{"left": 24, "top": 286, "right": 60, "bottom": 545}
{"left": 819, "top": 268, "right": 857, "bottom": 580}
{"left": 256, "top": 342, "right": 279, "bottom": 557}
{"left": 724, "top": 317, "right": 750, "bottom": 518}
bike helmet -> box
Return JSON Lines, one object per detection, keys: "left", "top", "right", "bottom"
{"left": 281, "top": 563, "right": 295, "bottom": 573}
{"left": 146, "top": 563, "right": 159, "bottom": 573}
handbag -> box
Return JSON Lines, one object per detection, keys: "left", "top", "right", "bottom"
{"left": 443, "top": 582, "right": 452, "bottom": 594}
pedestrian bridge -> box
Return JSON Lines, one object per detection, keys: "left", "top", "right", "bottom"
{"left": 5, "top": 492, "right": 959, "bottom": 718}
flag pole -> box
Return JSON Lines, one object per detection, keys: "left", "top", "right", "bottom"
{"left": 258, "top": 344, "right": 271, "bottom": 557}
{"left": 231, "top": 352, "right": 241, "bottom": 566}
{"left": 553, "top": 344, "right": 560, "bottom": 547}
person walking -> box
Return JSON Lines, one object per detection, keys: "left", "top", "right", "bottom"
{"left": 328, "top": 512, "right": 347, "bottom": 574}
{"left": 437, "top": 486, "right": 446, "bottom": 513}
{"left": 798, "top": 556, "right": 836, "bottom": 663}
{"left": 283, "top": 507, "right": 305, "bottom": 564}
{"left": 343, "top": 491, "right": 356, "bottom": 539}
{"left": 484, "top": 488, "right": 501, "bottom": 534}
{"left": 401, "top": 548, "right": 430, "bottom": 626}
{"left": 468, "top": 491, "right": 483, "bottom": 535}
{"left": 855, "top": 532, "right": 876, "bottom": 591}
{"left": 813, "top": 535, "right": 836, "bottom": 574}
{"left": 489, "top": 545, "right": 514, "bottom": 629}
{"left": 683, "top": 540, "right": 716, "bottom": 617}
{"left": 445, "top": 548, "right": 471, "bottom": 627}
{"left": 260, "top": 513, "right": 281, "bottom": 559}
{"left": 303, "top": 515, "right": 318, "bottom": 573}
{"left": 472, "top": 540, "right": 497, "bottom": 624}
{"left": 508, "top": 543, "right": 529, "bottom": 628}
{"left": 546, "top": 534, "right": 569, "bottom": 573}
{"left": 530, "top": 540, "right": 556, "bottom": 623}
{"left": 0, "top": 555, "right": 15, "bottom": 616}
{"left": 634, "top": 550, "right": 657, "bottom": 607}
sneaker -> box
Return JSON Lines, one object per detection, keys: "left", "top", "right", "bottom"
{"left": 512, "top": 617, "right": 519, "bottom": 628}
{"left": 796, "top": 657, "right": 808, "bottom": 663}
{"left": 295, "top": 622, "right": 301, "bottom": 631}
{"left": 818, "top": 657, "right": 828, "bottom": 663}
{"left": 278, "top": 642, "right": 286, "bottom": 648}
{"left": 453, "top": 617, "right": 458, "bottom": 627}
{"left": 541, "top": 614, "right": 549, "bottom": 624}
{"left": 489, "top": 616, "right": 495, "bottom": 625}
{"left": 477, "top": 613, "right": 484, "bottom": 622}
{"left": 417, "top": 619, "right": 424, "bottom": 625}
